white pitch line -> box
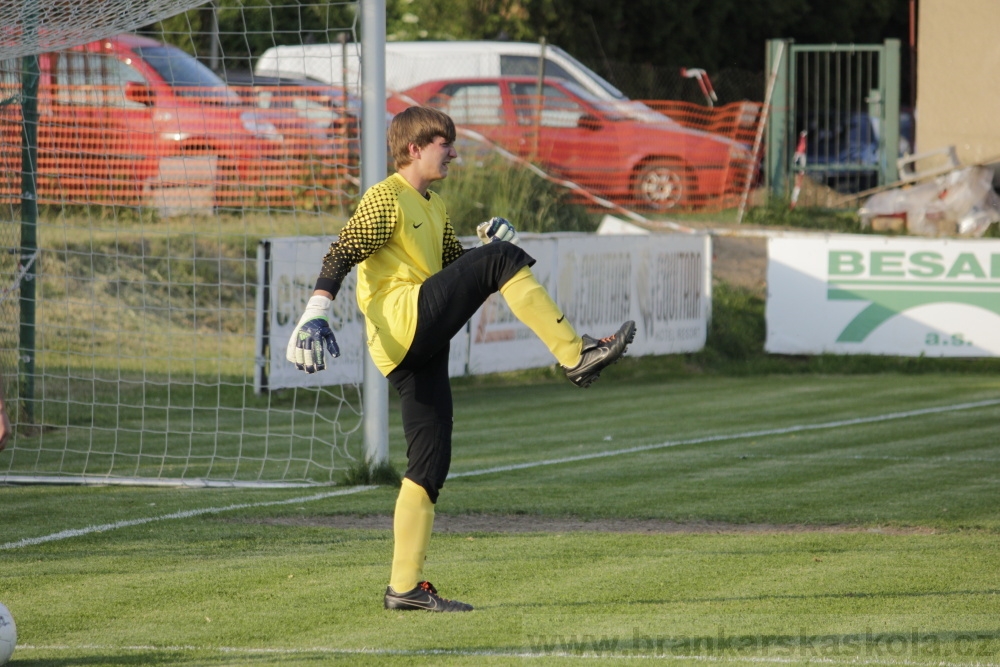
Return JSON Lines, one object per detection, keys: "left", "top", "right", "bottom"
{"left": 449, "top": 398, "right": 1000, "bottom": 479}
{"left": 716, "top": 453, "right": 1000, "bottom": 463}
{"left": 0, "top": 486, "right": 376, "bottom": 551}
{"left": 4, "top": 397, "right": 998, "bottom": 551}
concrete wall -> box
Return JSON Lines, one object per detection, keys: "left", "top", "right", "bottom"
{"left": 916, "top": 0, "right": 1000, "bottom": 167}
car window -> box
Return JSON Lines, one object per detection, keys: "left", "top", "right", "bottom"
{"left": 133, "top": 45, "right": 238, "bottom": 103}
{"left": 434, "top": 83, "right": 503, "bottom": 125}
{"left": 501, "top": 51, "right": 629, "bottom": 102}
{"left": 546, "top": 45, "right": 628, "bottom": 100}
{"left": 508, "top": 82, "right": 583, "bottom": 128}
{"left": 52, "top": 52, "right": 148, "bottom": 108}
{"left": 500, "top": 55, "right": 574, "bottom": 81}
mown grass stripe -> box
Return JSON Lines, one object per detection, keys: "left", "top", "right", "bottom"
{"left": 0, "top": 486, "right": 375, "bottom": 551}
{"left": 4, "top": 397, "right": 998, "bottom": 551}
{"left": 449, "top": 398, "right": 1000, "bottom": 479}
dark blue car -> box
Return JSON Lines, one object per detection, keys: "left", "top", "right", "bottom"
{"left": 803, "top": 110, "right": 915, "bottom": 193}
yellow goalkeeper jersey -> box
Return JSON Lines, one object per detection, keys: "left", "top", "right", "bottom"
{"left": 315, "top": 173, "right": 466, "bottom": 375}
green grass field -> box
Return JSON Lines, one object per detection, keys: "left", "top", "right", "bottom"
{"left": 2, "top": 370, "right": 999, "bottom": 666}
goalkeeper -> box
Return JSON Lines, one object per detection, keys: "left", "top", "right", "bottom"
{"left": 287, "top": 106, "right": 634, "bottom": 613}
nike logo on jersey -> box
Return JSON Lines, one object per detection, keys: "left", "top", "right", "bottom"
{"left": 556, "top": 314, "right": 565, "bottom": 323}
{"left": 413, "top": 222, "right": 424, "bottom": 228}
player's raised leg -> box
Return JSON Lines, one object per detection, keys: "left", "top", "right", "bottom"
{"left": 498, "top": 266, "right": 582, "bottom": 368}
{"left": 499, "top": 266, "right": 636, "bottom": 388}
{"left": 562, "top": 320, "right": 637, "bottom": 388}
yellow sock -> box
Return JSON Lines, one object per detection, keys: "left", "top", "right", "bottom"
{"left": 500, "top": 266, "right": 582, "bottom": 368}
{"left": 389, "top": 478, "right": 435, "bottom": 593}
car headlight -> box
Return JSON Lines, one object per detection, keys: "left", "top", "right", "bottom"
{"left": 241, "top": 112, "right": 283, "bottom": 141}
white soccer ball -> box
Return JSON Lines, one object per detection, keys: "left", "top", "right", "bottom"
{"left": 0, "top": 602, "right": 16, "bottom": 666}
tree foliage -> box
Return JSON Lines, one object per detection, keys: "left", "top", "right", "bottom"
{"left": 144, "top": 0, "right": 910, "bottom": 97}
{"left": 143, "top": 0, "right": 357, "bottom": 71}
{"left": 396, "top": 0, "right": 907, "bottom": 74}
{"left": 385, "top": 0, "right": 910, "bottom": 100}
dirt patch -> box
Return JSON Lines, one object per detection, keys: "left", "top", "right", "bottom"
{"left": 710, "top": 233, "right": 767, "bottom": 294}
{"left": 247, "top": 514, "right": 936, "bottom": 536}
{"left": 659, "top": 218, "right": 772, "bottom": 295}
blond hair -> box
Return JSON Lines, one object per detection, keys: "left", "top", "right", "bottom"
{"left": 388, "top": 106, "right": 456, "bottom": 168}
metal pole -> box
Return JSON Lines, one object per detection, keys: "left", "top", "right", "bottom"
{"left": 738, "top": 39, "right": 785, "bottom": 224}
{"left": 881, "top": 39, "right": 901, "bottom": 185}
{"left": 908, "top": 0, "right": 917, "bottom": 109}
{"left": 339, "top": 32, "right": 348, "bottom": 134}
{"left": 361, "top": 0, "right": 389, "bottom": 468}
{"left": 19, "top": 51, "right": 40, "bottom": 424}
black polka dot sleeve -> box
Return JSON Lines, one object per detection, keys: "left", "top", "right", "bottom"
{"left": 442, "top": 217, "right": 467, "bottom": 267}
{"left": 314, "top": 187, "right": 397, "bottom": 298}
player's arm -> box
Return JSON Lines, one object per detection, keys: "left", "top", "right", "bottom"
{"left": 287, "top": 195, "right": 396, "bottom": 373}
{"left": 441, "top": 216, "right": 467, "bottom": 267}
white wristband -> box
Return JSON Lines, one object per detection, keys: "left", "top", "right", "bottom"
{"left": 305, "top": 294, "right": 332, "bottom": 312}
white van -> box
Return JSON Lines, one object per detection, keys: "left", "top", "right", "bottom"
{"left": 254, "top": 40, "right": 628, "bottom": 102}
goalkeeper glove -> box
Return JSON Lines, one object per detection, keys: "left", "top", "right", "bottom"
{"left": 286, "top": 294, "right": 340, "bottom": 374}
{"left": 476, "top": 216, "right": 520, "bottom": 245}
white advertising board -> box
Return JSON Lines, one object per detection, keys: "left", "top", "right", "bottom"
{"left": 260, "top": 232, "right": 712, "bottom": 390}
{"left": 766, "top": 234, "right": 1000, "bottom": 356}
{"left": 262, "top": 236, "right": 366, "bottom": 389}
{"left": 551, "top": 233, "right": 712, "bottom": 358}
{"left": 464, "top": 236, "right": 560, "bottom": 375}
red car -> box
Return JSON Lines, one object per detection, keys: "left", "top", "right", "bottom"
{"left": 0, "top": 34, "right": 334, "bottom": 206}
{"left": 390, "top": 76, "right": 754, "bottom": 210}
{"left": 222, "top": 69, "right": 361, "bottom": 162}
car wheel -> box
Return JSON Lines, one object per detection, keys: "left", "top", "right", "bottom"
{"left": 634, "top": 159, "right": 690, "bottom": 211}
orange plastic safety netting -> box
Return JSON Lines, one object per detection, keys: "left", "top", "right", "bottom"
{"left": 0, "top": 84, "right": 358, "bottom": 210}
{"left": 390, "top": 82, "right": 763, "bottom": 213}
{"left": 1, "top": 76, "right": 763, "bottom": 215}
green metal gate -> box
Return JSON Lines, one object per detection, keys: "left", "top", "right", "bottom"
{"left": 766, "top": 39, "right": 901, "bottom": 197}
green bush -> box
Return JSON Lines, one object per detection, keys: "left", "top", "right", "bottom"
{"left": 702, "top": 281, "right": 765, "bottom": 363}
{"left": 743, "top": 197, "right": 864, "bottom": 232}
{"left": 433, "top": 152, "right": 598, "bottom": 235}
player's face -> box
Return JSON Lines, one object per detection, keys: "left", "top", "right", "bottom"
{"left": 416, "top": 136, "right": 458, "bottom": 182}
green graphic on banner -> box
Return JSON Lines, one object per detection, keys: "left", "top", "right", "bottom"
{"left": 828, "top": 283, "right": 1000, "bottom": 342}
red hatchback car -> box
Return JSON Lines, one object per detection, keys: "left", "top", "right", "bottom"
{"left": 390, "top": 76, "right": 754, "bottom": 210}
{"left": 1, "top": 34, "right": 333, "bottom": 206}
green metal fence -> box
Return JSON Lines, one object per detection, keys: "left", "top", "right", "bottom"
{"left": 766, "top": 39, "right": 901, "bottom": 199}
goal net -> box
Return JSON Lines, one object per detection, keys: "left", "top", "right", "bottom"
{"left": 0, "top": 0, "right": 367, "bottom": 487}
{"left": 1, "top": 0, "right": 212, "bottom": 61}
{"left": 0, "top": 0, "right": 762, "bottom": 488}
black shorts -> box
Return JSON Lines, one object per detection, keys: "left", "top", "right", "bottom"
{"left": 386, "top": 242, "right": 534, "bottom": 502}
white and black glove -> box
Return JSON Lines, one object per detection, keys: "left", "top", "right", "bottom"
{"left": 476, "top": 216, "right": 520, "bottom": 245}
{"left": 285, "top": 294, "right": 340, "bottom": 374}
